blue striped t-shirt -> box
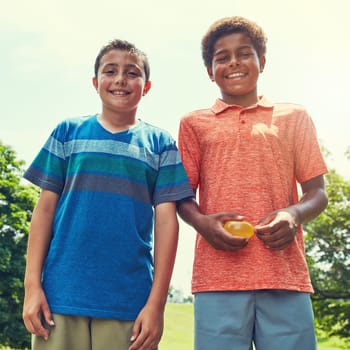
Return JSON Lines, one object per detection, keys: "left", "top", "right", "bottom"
{"left": 24, "top": 115, "right": 194, "bottom": 320}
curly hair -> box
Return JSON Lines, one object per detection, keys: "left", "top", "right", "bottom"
{"left": 201, "top": 16, "right": 267, "bottom": 68}
{"left": 94, "top": 39, "right": 150, "bottom": 81}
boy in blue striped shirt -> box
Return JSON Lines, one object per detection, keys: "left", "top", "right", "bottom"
{"left": 22, "top": 39, "right": 193, "bottom": 350}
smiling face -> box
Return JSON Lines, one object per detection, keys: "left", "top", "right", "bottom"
{"left": 92, "top": 49, "right": 151, "bottom": 117}
{"left": 207, "top": 32, "right": 265, "bottom": 107}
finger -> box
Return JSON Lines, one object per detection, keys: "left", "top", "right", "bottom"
{"left": 30, "top": 315, "right": 50, "bottom": 340}
{"left": 220, "top": 213, "right": 245, "bottom": 222}
{"left": 256, "top": 229, "right": 283, "bottom": 246}
{"left": 23, "top": 316, "right": 35, "bottom": 335}
{"left": 255, "top": 226, "right": 271, "bottom": 235}
{"left": 132, "top": 331, "right": 158, "bottom": 350}
{"left": 130, "top": 319, "right": 142, "bottom": 345}
{"left": 23, "top": 310, "right": 46, "bottom": 338}
{"left": 256, "top": 216, "right": 274, "bottom": 227}
{"left": 42, "top": 303, "right": 55, "bottom": 327}
{"left": 256, "top": 218, "right": 284, "bottom": 235}
{"left": 264, "top": 233, "right": 294, "bottom": 250}
{"left": 255, "top": 221, "right": 274, "bottom": 233}
{"left": 129, "top": 330, "right": 147, "bottom": 350}
{"left": 256, "top": 227, "right": 277, "bottom": 239}
{"left": 222, "top": 235, "right": 249, "bottom": 251}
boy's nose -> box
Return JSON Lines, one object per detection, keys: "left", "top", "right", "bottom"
{"left": 229, "top": 56, "right": 240, "bottom": 67}
{"left": 114, "top": 74, "right": 126, "bottom": 85}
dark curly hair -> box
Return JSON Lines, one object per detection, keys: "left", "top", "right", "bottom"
{"left": 94, "top": 39, "right": 150, "bottom": 81}
{"left": 201, "top": 16, "right": 267, "bottom": 68}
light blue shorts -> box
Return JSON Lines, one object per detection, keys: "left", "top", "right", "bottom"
{"left": 194, "top": 290, "right": 317, "bottom": 350}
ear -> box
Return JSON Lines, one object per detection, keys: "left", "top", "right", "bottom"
{"left": 92, "top": 76, "right": 99, "bottom": 92}
{"left": 259, "top": 55, "right": 266, "bottom": 73}
{"left": 143, "top": 80, "right": 152, "bottom": 96}
{"left": 207, "top": 66, "right": 215, "bottom": 82}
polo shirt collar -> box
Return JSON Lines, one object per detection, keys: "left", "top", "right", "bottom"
{"left": 211, "top": 96, "right": 273, "bottom": 114}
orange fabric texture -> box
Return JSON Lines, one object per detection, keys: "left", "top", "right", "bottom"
{"left": 178, "top": 96, "right": 328, "bottom": 294}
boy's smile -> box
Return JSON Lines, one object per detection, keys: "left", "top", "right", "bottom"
{"left": 93, "top": 49, "right": 151, "bottom": 117}
{"left": 110, "top": 90, "right": 129, "bottom": 96}
{"left": 208, "top": 32, "right": 265, "bottom": 107}
{"left": 226, "top": 72, "right": 246, "bottom": 79}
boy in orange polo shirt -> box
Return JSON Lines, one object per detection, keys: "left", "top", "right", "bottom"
{"left": 178, "top": 16, "right": 328, "bottom": 350}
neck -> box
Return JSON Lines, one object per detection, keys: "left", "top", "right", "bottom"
{"left": 221, "top": 90, "right": 259, "bottom": 108}
{"left": 98, "top": 111, "right": 138, "bottom": 133}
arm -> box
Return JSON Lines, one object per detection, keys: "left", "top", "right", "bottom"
{"left": 255, "top": 174, "right": 328, "bottom": 250}
{"left": 22, "top": 189, "right": 59, "bottom": 340}
{"left": 129, "top": 202, "right": 179, "bottom": 350}
{"left": 177, "top": 197, "right": 248, "bottom": 251}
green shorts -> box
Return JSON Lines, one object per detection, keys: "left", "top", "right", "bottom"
{"left": 194, "top": 290, "right": 317, "bottom": 350}
{"left": 32, "top": 314, "right": 134, "bottom": 350}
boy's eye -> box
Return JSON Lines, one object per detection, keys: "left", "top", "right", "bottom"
{"left": 127, "top": 71, "right": 138, "bottom": 77}
{"left": 215, "top": 55, "right": 228, "bottom": 63}
{"left": 237, "top": 52, "right": 253, "bottom": 59}
{"left": 214, "top": 51, "right": 254, "bottom": 64}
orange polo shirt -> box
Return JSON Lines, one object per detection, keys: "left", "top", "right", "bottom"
{"left": 178, "top": 96, "right": 328, "bottom": 294}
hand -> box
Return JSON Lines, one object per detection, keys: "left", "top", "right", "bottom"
{"left": 195, "top": 212, "right": 249, "bottom": 251}
{"left": 255, "top": 209, "right": 299, "bottom": 250}
{"left": 22, "top": 286, "right": 55, "bottom": 341}
{"left": 129, "top": 304, "right": 163, "bottom": 350}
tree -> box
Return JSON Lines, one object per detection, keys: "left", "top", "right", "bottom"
{"left": 305, "top": 167, "right": 350, "bottom": 341}
{"left": 0, "top": 141, "right": 38, "bottom": 349}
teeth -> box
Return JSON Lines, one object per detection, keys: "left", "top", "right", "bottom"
{"left": 227, "top": 72, "right": 245, "bottom": 78}
{"left": 111, "top": 91, "right": 127, "bottom": 95}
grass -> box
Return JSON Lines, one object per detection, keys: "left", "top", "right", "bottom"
{"left": 318, "top": 336, "right": 348, "bottom": 350}
{"left": 160, "top": 303, "right": 347, "bottom": 350}
{"left": 160, "top": 303, "right": 194, "bottom": 350}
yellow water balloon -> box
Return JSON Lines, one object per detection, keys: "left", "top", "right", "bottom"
{"left": 223, "top": 221, "right": 255, "bottom": 238}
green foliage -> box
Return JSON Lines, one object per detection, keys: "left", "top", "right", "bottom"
{"left": 0, "top": 141, "right": 38, "bottom": 349}
{"left": 305, "top": 169, "right": 350, "bottom": 342}
{"left": 168, "top": 285, "right": 193, "bottom": 303}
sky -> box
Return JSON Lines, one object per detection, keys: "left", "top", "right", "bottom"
{"left": 1, "top": 0, "right": 350, "bottom": 295}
